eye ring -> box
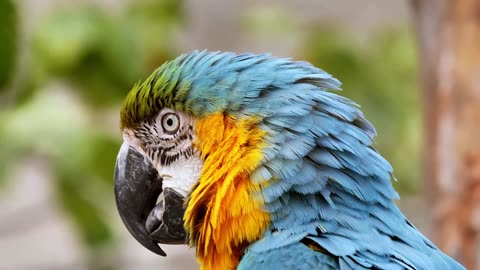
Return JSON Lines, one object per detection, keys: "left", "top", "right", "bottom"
{"left": 161, "top": 113, "right": 180, "bottom": 134}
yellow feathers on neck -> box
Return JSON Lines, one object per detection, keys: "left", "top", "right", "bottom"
{"left": 185, "top": 113, "right": 270, "bottom": 270}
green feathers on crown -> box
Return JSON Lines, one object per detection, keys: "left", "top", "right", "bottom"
{"left": 120, "top": 50, "right": 341, "bottom": 130}
{"left": 120, "top": 55, "right": 192, "bottom": 129}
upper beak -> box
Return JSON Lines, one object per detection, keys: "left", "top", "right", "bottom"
{"left": 114, "top": 143, "right": 187, "bottom": 256}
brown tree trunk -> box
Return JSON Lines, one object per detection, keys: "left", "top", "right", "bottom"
{"left": 410, "top": 0, "right": 480, "bottom": 269}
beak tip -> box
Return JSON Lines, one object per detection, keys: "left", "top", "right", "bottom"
{"left": 148, "top": 242, "right": 167, "bottom": 257}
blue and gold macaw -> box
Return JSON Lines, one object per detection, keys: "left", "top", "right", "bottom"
{"left": 114, "top": 51, "right": 465, "bottom": 270}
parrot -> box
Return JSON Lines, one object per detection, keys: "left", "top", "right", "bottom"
{"left": 114, "top": 51, "right": 465, "bottom": 270}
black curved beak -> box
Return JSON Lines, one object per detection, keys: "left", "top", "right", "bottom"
{"left": 114, "top": 143, "right": 187, "bottom": 256}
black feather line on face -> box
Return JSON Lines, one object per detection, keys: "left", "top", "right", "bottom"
{"left": 138, "top": 122, "right": 195, "bottom": 166}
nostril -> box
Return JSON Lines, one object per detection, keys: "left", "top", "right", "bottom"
{"left": 146, "top": 200, "right": 164, "bottom": 234}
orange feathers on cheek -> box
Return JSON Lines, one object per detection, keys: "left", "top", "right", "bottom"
{"left": 184, "top": 113, "right": 270, "bottom": 270}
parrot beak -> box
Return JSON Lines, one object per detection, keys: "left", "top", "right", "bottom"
{"left": 114, "top": 143, "right": 187, "bottom": 257}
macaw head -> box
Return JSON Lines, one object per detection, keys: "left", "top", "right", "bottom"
{"left": 114, "top": 51, "right": 378, "bottom": 269}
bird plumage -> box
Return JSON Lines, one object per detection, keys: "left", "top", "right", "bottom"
{"left": 119, "top": 51, "right": 465, "bottom": 270}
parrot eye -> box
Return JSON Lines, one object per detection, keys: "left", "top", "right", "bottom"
{"left": 161, "top": 113, "right": 180, "bottom": 134}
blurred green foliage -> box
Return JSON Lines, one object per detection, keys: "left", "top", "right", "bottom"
{"left": 0, "top": 0, "right": 181, "bottom": 252}
{"left": 0, "top": 0, "right": 17, "bottom": 187}
{"left": 244, "top": 5, "right": 299, "bottom": 37}
{"left": 0, "top": 0, "right": 421, "bottom": 259}
{"left": 302, "top": 28, "right": 421, "bottom": 193}
{"left": 0, "top": 0, "right": 17, "bottom": 91}
{"left": 22, "top": 0, "right": 181, "bottom": 107}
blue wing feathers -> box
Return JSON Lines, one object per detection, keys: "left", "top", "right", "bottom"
{"left": 239, "top": 242, "right": 339, "bottom": 270}
{"left": 231, "top": 52, "right": 465, "bottom": 269}
{"left": 287, "top": 161, "right": 319, "bottom": 185}
{"left": 278, "top": 134, "right": 316, "bottom": 160}
{"left": 171, "top": 52, "right": 463, "bottom": 269}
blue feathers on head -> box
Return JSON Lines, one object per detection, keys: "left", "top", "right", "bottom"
{"left": 151, "top": 51, "right": 464, "bottom": 269}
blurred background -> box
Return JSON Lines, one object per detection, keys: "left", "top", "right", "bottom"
{"left": 0, "top": 0, "right": 478, "bottom": 269}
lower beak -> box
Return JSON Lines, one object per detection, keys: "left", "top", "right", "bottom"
{"left": 114, "top": 143, "right": 187, "bottom": 256}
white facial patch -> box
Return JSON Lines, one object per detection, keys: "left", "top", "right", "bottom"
{"left": 157, "top": 153, "right": 203, "bottom": 197}
{"left": 123, "top": 108, "right": 203, "bottom": 198}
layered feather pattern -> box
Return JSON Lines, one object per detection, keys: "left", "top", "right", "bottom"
{"left": 122, "top": 51, "right": 465, "bottom": 269}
